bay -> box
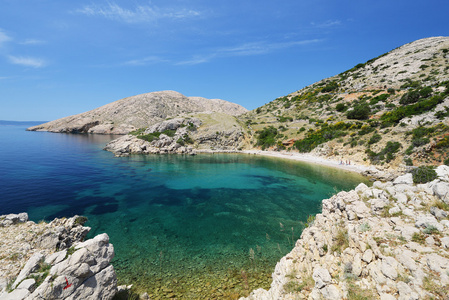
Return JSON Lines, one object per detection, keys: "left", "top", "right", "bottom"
{"left": 0, "top": 124, "right": 368, "bottom": 298}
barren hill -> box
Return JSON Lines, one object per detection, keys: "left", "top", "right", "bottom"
{"left": 27, "top": 91, "right": 248, "bottom": 134}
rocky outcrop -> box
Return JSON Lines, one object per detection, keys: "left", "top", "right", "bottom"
{"left": 242, "top": 165, "right": 449, "bottom": 299}
{"left": 0, "top": 214, "right": 117, "bottom": 300}
{"left": 27, "top": 91, "right": 248, "bottom": 134}
{"left": 104, "top": 112, "right": 248, "bottom": 156}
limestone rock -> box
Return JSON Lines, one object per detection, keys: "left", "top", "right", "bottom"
{"left": 312, "top": 268, "right": 331, "bottom": 289}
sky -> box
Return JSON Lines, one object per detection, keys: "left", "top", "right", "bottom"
{"left": 1, "top": 0, "right": 449, "bottom": 121}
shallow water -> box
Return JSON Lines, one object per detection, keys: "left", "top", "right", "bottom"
{"left": 0, "top": 125, "right": 368, "bottom": 298}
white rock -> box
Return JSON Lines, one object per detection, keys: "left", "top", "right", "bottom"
{"left": 355, "top": 183, "right": 369, "bottom": 193}
{"left": 396, "top": 250, "right": 418, "bottom": 271}
{"left": 435, "top": 165, "right": 449, "bottom": 181}
{"left": 399, "top": 226, "right": 420, "bottom": 241}
{"left": 12, "top": 252, "right": 44, "bottom": 289}
{"left": 381, "top": 257, "right": 398, "bottom": 280}
{"left": 394, "top": 173, "right": 414, "bottom": 185}
{"left": 320, "top": 284, "right": 341, "bottom": 299}
{"left": 432, "top": 181, "right": 449, "bottom": 203}
{"left": 389, "top": 206, "right": 401, "bottom": 215}
{"left": 312, "top": 268, "right": 331, "bottom": 289}
{"left": 441, "top": 236, "right": 449, "bottom": 249}
{"left": 395, "top": 193, "right": 408, "bottom": 204}
{"left": 16, "top": 278, "right": 36, "bottom": 291}
{"left": 426, "top": 253, "right": 449, "bottom": 273}
{"left": 362, "top": 249, "right": 374, "bottom": 263}
{"left": 1, "top": 288, "right": 30, "bottom": 300}
{"left": 380, "top": 293, "right": 396, "bottom": 300}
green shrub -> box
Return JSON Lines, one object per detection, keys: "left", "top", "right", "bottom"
{"left": 321, "top": 81, "right": 339, "bottom": 93}
{"left": 404, "top": 157, "right": 413, "bottom": 166}
{"left": 399, "top": 90, "right": 420, "bottom": 105}
{"left": 381, "top": 94, "right": 444, "bottom": 126}
{"left": 346, "top": 101, "right": 371, "bottom": 120}
{"left": 366, "top": 141, "right": 401, "bottom": 163}
{"left": 336, "top": 103, "right": 346, "bottom": 112}
{"left": 436, "top": 136, "right": 449, "bottom": 149}
{"left": 368, "top": 133, "right": 381, "bottom": 144}
{"left": 256, "top": 126, "right": 278, "bottom": 150}
{"left": 412, "top": 166, "right": 437, "bottom": 183}
{"left": 445, "top": 158, "right": 449, "bottom": 166}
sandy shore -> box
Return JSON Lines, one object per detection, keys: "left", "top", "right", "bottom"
{"left": 240, "top": 150, "right": 373, "bottom": 174}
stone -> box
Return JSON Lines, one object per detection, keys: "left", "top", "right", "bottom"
{"left": 312, "top": 268, "right": 331, "bottom": 289}
{"left": 426, "top": 253, "right": 449, "bottom": 273}
{"left": 16, "top": 278, "right": 36, "bottom": 291}
{"left": 399, "top": 226, "right": 420, "bottom": 241}
{"left": 12, "top": 252, "right": 44, "bottom": 289}
{"left": 381, "top": 257, "right": 398, "bottom": 280}
{"left": 349, "top": 201, "right": 371, "bottom": 219}
{"left": 1, "top": 288, "right": 30, "bottom": 300}
{"left": 320, "top": 284, "right": 341, "bottom": 299}
{"left": 394, "top": 173, "right": 414, "bottom": 185}
{"left": 433, "top": 182, "right": 449, "bottom": 203}
{"left": 429, "top": 206, "right": 448, "bottom": 220}
{"left": 389, "top": 206, "right": 401, "bottom": 215}
{"left": 355, "top": 183, "right": 369, "bottom": 193}
{"left": 435, "top": 165, "right": 449, "bottom": 181}
{"left": 362, "top": 249, "right": 374, "bottom": 263}
{"left": 395, "top": 193, "right": 408, "bottom": 204}
{"left": 380, "top": 294, "right": 396, "bottom": 300}
{"left": 396, "top": 250, "right": 418, "bottom": 271}
{"left": 441, "top": 236, "right": 449, "bottom": 249}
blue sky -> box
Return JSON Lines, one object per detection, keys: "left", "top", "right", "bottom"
{"left": 1, "top": 0, "right": 448, "bottom": 121}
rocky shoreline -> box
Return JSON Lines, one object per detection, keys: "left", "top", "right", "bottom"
{"left": 0, "top": 214, "right": 117, "bottom": 300}
{"left": 242, "top": 165, "right": 449, "bottom": 299}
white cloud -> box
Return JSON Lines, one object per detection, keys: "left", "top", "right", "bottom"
{"left": 123, "top": 56, "right": 168, "bottom": 66}
{"left": 21, "top": 39, "right": 46, "bottom": 45}
{"left": 177, "top": 39, "right": 322, "bottom": 65}
{"left": 311, "top": 20, "right": 342, "bottom": 28}
{"left": 76, "top": 2, "right": 200, "bottom": 23}
{"left": 8, "top": 55, "right": 46, "bottom": 68}
{"left": 0, "top": 29, "right": 12, "bottom": 46}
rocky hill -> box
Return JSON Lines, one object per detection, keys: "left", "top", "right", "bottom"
{"left": 240, "top": 36, "right": 449, "bottom": 171}
{"left": 243, "top": 165, "right": 449, "bottom": 299}
{"left": 104, "top": 112, "right": 248, "bottom": 156}
{"left": 27, "top": 91, "right": 248, "bottom": 134}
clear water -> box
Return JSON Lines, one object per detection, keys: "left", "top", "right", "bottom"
{"left": 0, "top": 125, "right": 368, "bottom": 299}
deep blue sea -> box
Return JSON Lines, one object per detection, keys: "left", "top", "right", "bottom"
{"left": 0, "top": 124, "right": 368, "bottom": 298}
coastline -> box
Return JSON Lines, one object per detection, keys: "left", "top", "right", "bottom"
{"left": 241, "top": 150, "right": 372, "bottom": 175}
{"left": 195, "top": 149, "right": 375, "bottom": 175}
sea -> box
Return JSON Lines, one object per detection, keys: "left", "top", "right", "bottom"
{"left": 0, "top": 122, "right": 368, "bottom": 299}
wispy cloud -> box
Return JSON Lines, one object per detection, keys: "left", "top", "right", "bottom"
{"left": 177, "top": 39, "right": 322, "bottom": 65}
{"left": 123, "top": 56, "right": 168, "bottom": 66}
{"left": 76, "top": 2, "right": 201, "bottom": 23}
{"left": 0, "top": 29, "right": 12, "bottom": 46}
{"left": 311, "top": 20, "right": 341, "bottom": 28}
{"left": 8, "top": 55, "right": 46, "bottom": 68}
{"left": 21, "top": 39, "right": 46, "bottom": 45}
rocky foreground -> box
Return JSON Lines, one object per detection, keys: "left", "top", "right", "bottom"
{"left": 0, "top": 214, "right": 117, "bottom": 300}
{"left": 242, "top": 165, "right": 449, "bottom": 300}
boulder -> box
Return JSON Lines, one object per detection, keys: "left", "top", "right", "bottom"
{"left": 312, "top": 268, "right": 332, "bottom": 289}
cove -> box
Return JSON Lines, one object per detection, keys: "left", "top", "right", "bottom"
{"left": 0, "top": 125, "right": 369, "bottom": 299}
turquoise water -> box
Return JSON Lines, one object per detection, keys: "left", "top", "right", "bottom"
{"left": 0, "top": 125, "right": 368, "bottom": 298}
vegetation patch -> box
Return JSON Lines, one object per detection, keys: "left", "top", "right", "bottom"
{"left": 256, "top": 126, "right": 279, "bottom": 150}
{"left": 411, "top": 166, "right": 437, "bottom": 183}
{"left": 366, "top": 141, "right": 401, "bottom": 164}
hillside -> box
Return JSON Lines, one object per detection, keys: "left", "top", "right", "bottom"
{"left": 27, "top": 91, "right": 248, "bottom": 134}
{"left": 240, "top": 36, "right": 449, "bottom": 170}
